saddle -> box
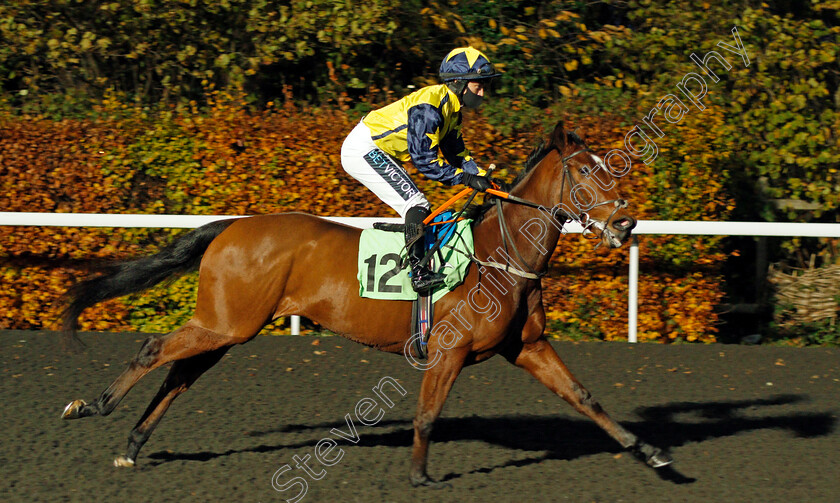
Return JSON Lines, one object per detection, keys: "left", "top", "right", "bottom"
{"left": 358, "top": 212, "right": 472, "bottom": 358}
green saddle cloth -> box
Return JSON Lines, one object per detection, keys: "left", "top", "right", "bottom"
{"left": 357, "top": 219, "right": 474, "bottom": 302}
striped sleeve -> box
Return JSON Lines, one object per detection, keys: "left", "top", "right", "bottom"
{"left": 439, "top": 119, "right": 479, "bottom": 177}
{"left": 406, "top": 104, "right": 463, "bottom": 185}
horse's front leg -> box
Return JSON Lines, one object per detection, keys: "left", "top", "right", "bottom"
{"left": 410, "top": 346, "right": 469, "bottom": 487}
{"left": 507, "top": 337, "right": 672, "bottom": 468}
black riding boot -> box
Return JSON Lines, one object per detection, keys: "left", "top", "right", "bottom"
{"left": 405, "top": 206, "right": 445, "bottom": 293}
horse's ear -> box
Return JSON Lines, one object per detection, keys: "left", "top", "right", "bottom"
{"left": 550, "top": 121, "right": 566, "bottom": 150}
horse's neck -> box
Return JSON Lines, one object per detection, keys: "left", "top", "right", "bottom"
{"left": 474, "top": 153, "right": 563, "bottom": 274}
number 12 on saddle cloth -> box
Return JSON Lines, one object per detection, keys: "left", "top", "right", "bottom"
{"left": 357, "top": 214, "right": 474, "bottom": 302}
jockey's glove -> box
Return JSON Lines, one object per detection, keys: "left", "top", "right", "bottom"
{"left": 462, "top": 172, "right": 493, "bottom": 192}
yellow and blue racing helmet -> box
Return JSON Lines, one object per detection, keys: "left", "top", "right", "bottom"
{"left": 439, "top": 47, "right": 501, "bottom": 82}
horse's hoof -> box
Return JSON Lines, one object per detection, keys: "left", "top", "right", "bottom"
{"left": 630, "top": 441, "right": 673, "bottom": 469}
{"left": 647, "top": 449, "right": 674, "bottom": 469}
{"left": 410, "top": 475, "right": 451, "bottom": 489}
{"left": 61, "top": 399, "right": 87, "bottom": 420}
{"left": 113, "top": 455, "right": 136, "bottom": 468}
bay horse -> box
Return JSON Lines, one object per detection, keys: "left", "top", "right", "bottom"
{"left": 60, "top": 121, "right": 671, "bottom": 486}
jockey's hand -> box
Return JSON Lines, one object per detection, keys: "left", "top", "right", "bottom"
{"left": 462, "top": 172, "right": 493, "bottom": 192}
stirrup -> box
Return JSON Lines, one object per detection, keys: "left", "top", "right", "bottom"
{"left": 410, "top": 268, "right": 445, "bottom": 293}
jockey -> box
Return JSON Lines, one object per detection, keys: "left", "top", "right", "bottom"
{"left": 341, "top": 47, "right": 501, "bottom": 292}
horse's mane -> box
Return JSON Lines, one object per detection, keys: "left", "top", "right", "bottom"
{"left": 464, "top": 127, "right": 586, "bottom": 223}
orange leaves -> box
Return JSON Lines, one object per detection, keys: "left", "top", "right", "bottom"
{"left": 0, "top": 94, "right": 729, "bottom": 341}
{"left": 543, "top": 230, "right": 724, "bottom": 343}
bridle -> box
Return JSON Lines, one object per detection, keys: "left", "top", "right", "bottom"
{"left": 470, "top": 147, "right": 629, "bottom": 280}
{"left": 556, "top": 148, "right": 629, "bottom": 240}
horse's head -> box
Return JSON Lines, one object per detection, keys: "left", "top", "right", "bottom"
{"left": 529, "top": 121, "right": 637, "bottom": 249}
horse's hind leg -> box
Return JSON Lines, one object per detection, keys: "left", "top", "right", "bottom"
{"left": 61, "top": 322, "right": 236, "bottom": 420}
{"left": 506, "top": 338, "right": 672, "bottom": 468}
{"left": 113, "top": 346, "right": 230, "bottom": 467}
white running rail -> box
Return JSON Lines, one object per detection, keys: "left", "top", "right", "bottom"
{"left": 3, "top": 212, "right": 840, "bottom": 341}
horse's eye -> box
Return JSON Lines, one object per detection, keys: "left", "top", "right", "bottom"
{"left": 580, "top": 166, "right": 591, "bottom": 176}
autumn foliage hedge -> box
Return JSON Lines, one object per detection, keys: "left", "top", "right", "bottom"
{"left": 0, "top": 90, "right": 731, "bottom": 342}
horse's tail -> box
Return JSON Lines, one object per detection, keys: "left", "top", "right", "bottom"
{"left": 62, "top": 218, "right": 239, "bottom": 346}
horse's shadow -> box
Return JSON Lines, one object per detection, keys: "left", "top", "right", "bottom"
{"left": 146, "top": 394, "right": 835, "bottom": 483}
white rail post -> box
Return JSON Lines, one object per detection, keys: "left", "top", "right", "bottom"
{"left": 290, "top": 315, "right": 301, "bottom": 336}
{"left": 628, "top": 236, "right": 639, "bottom": 343}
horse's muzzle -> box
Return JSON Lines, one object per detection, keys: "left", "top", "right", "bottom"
{"left": 612, "top": 215, "right": 636, "bottom": 234}
{"left": 605, "top": 215, "right": 637, "bottom": 247}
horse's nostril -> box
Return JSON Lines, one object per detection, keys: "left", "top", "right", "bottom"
{"left": 613, "top": 217, "right": 636, "bottom": 232}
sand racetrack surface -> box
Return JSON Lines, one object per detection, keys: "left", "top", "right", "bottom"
{"left": 1, "top": 330, "right": 838, "bottom": 502}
